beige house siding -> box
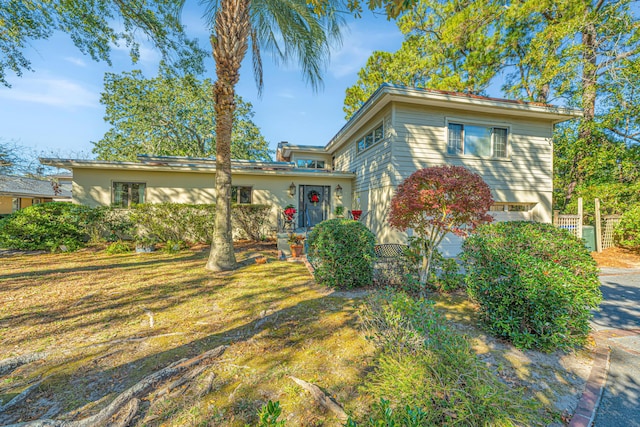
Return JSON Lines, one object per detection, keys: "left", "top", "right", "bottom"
{"left": 334, "top": 107, "right": 394, "bottom": 202}
{"left": 390, "top": 102, "right": 554, "bottom": 223}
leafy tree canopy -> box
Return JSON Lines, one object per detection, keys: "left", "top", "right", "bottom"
{"left": 389, "top": 165, "right": 493, "bottom": 285}
{"left": 345, "top": 0, "right": 640, "bottom": 206}
{"left": 0, "top": 0, "right": 206, "bottom": 87}
{"left": 92, "top": 70, "right": 272, "bottom": 162}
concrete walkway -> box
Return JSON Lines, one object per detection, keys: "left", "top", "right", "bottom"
{"left": 591, "top": 268, "right": 640, "bottom": 427}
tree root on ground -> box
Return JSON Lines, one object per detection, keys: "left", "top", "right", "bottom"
{"left": 0, "top": 352, "right": 48, "bottom": 377}
{"left": 6, "top": 345, "right": 227, "bottom": 427}
{"left": 289, "top": 376, "right": 348, "bottom": 421}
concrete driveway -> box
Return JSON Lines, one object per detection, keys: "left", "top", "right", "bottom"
{"left": 592, "top": 267, "right": 640, "bottom": 427}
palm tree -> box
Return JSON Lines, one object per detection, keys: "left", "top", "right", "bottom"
{"left": 197, "top": 0, "right": 343, "bottom": 271}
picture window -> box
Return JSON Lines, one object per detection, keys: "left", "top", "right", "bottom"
{"left": 447, "top": 122, "right": 509, "bottom": 158}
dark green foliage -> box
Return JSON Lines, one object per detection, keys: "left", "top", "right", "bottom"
{"left": 307, "top": 219, "right": 375, "bottom": 288}
{"left": 462, "top": 221, "right": 602, "bottom": 351}
{"left": 105, "top": 240, "right": 132, "bottom": 254}
{"left": 353, "top": 290, "right": 537, "bottom": 426}
{"left": 0, "top": 202, "right": 92, "bottom": 251}
{"left": 130, "top": 203, "right": 216, "bottom": 244}
{"left": 83, "top": 206, "right": 135, "bottom": 242}
{"left": 232, "top": 204, "right": 272, "bottom": 241}
{"left": 255, "top": 400, "right": 286, "bottom": 427}
{"left": 614, "top": 204, "right": 640, "bottom": 251}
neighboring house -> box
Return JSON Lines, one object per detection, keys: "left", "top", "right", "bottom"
{"left": 41, "top": 84, "right": 581, "bottom": 254}
{"left": 0, "top": 175, "right": 72, "bottom": 215}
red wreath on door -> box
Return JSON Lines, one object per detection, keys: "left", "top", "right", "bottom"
{"left": 308, "top": 190, "right": 321, "bottom": 206}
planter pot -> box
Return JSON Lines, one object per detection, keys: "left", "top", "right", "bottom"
{"left": 290, "top": 244, "right": 304, "bottom": 258}
{"left": 352, "top": 210, "right": 363, "bottom": 220}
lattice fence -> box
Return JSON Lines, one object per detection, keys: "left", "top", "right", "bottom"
{"left": 554, "top": 214, "right": 582, "bottom": 239}
{"left": 602, "top": 215, "right": 621, "bottom": 250}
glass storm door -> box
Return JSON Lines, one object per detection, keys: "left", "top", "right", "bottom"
{"left": 299, "top": 185, "right": 329, "bottom": 228}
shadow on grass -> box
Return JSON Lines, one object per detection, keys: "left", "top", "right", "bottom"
{"left": 0, "top": 251, "right": 365, "bottom": 425}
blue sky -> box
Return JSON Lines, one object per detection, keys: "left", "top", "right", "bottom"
{"left": 0, "top": 4, "right": 404, "bottom": 160}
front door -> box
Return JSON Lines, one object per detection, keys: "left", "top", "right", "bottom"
{"left": 299, "top": 185, "right": 330, "bottom": 228}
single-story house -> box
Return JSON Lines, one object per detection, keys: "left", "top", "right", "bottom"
{"left": 0, "top": 175, "right": 72, "bottom": 215}
{"left": 41, "top": 84, "right": 581, "bottom": 254}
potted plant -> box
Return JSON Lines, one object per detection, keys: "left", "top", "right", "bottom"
{"left": 284, "top": 204, "right": 297, "bottom": 221}
{"left": 334, "top": 205, "right": 344, "bottom": 218}
{"left": 351, "top": 199, "right": 362, "bottom": 221}
{"left": 287, "top": 233, "right": 305, "bottom": 258}
{"left": 135, "top": 235, "right": 158, "bottom": 253}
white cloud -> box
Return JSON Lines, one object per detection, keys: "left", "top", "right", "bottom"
{"left": 0, "top": 76, "right": 99, "bottom": 108}
{"left": 64, "top": 57, "right": 87, "bottom": 67}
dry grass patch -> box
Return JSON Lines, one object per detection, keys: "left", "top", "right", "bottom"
{"left": 0, "top": 244, "right": 373, "bottom": 426}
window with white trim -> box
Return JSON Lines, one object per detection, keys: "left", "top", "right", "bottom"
{"left": 357, "top": 123, "right": 384, "bottom": 152}
{"left": 112, "top": 182, "right": 145, "bottom": 208}
{"left": 447, "top": 123, "right": 509, "bottom": 158}
{"left": 296, "top": 159, "right": 325, "bottom": 169}
{"left": 231, "top": 186, "right": 252, "bottom": 204}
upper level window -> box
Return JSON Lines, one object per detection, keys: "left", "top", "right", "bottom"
{"left": 447, "top": 123, "right": 508, "bottom": 158}
{"left": 296, "top": 159, "right": 325, "bottom": 169}
{"left": 357, "top": 123, "right": 384, "bottom": 152}
{"left": 231, "top": 186, "right": 252, "bottom": 204}
{"left": 113, "top": 182, "right": 145, "bottom": 208}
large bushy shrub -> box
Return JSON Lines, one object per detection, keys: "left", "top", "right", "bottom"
{"left": 462, "top": 221, "right": 601, "bottom": 351}
{"left": 614, "top": 204, "right": 640, "bottom": 251}
{"left": 307, "top": 218, "right": 375, "bottom": 288}
{"left": 0, "top": 202, "right": 92, "bottom": 251}
{"left": 231, "top": 204, "right": 272, "bottom": 241}
{"left": 130, "top": 203, "right": 216, "bottom": 244}
{"left": 83, "top": 206, "right": 135, "bottom": 242}
{"left": 350, "top": 290, "right": 537, "bottom": 426}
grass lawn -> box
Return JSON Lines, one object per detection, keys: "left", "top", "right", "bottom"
{"left": 0, "top": 243, "right": 374, "bottom": 426}
{"left": 0, "top": 243, "right": 595, "bottom": 426}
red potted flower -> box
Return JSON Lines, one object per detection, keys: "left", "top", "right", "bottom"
{"left": 284, "top": 204, "right": 296, "bottom": 221}
{"left": 352, "top": 210, "right": 363, "bottom": 220}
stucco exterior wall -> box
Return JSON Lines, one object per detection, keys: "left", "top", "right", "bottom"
{"left": 71, "top": 167, "right": 352, "bottom": 233}
{"left": 0, "top": 196, "right": 13, "bottom": 214}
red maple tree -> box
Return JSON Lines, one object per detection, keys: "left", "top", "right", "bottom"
{"left": 389, "top": 165, "right": 494, "bottom": 285}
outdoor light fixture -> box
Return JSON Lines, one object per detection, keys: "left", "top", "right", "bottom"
{"left": 335, "top": 184, "right": 343, "bottom": 198}
{"left": 289, "top": 182, "right": 296, "bottom": 197}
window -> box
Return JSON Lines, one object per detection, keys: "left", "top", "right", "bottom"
{"left": 11, "top": 198, "right": 20, "bottom": 212}
{"left": 296, "top": 159, "right": 325, "bottom": 169}
{"left": 113, "top": 182, "right": 146, "bottom": 208}
{"left": 357, "top": 123, "right": 384, "bottom": 152}
{"left": 231, "top": 186, "right": 252, "bottom": 204}
{"left": 490, "top": 203, "right": 533, "bottom": 212}
{"left": 447, "top": 123, "right": 509, "bottom": 158}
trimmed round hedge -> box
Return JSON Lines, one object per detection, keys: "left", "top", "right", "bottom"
{"left": 0, "top": 202, "right": 92, "bottom": 251}
{"left": 462, "top": 221, "right": 601, "bottom": 351}
{"left": 307, "top": 218, "right": 375, "bottom": 289}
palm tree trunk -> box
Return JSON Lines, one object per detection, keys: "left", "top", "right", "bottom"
{"left": 206, "top": 0, "right": 250, "bottom": 271}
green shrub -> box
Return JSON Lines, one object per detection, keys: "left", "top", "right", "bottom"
{"left": 614, "top": 204, "right": 640, "bottom": 251}
{"left": 0, "top": 202, "right": 92, "bottom": 251}
{"left": 105, "top": 240, "right": 132, "bottom": 254}
{"left": 462, "top": 221, "right": 601, "bottom": 351}
{"left": 130, "top": 203, "right": 216, "bottom": 244}
{"left": 307, "top": 219, "right": 375, "bottom": 288}
{"left": 352, "top": 290, "right": 537, "bottom": 426}
{"left": 232, "top": 204, "right": 272, "bottom": 241}
{"left": 83, "top": 206, "right": 135, "bottom": 242}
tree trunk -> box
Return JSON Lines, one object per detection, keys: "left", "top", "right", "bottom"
{"left": 206, "top": 0, "right": 250, "bottom": 271}
{"left": 567, "top": 13, "right": 598, "bottom": 202}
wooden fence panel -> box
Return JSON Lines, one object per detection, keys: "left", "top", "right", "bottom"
{"left": 602, "top": 215, "right": 621, "bottom": 250}
{"left": 554, "top": 215, "right": 582, "bottom": 239}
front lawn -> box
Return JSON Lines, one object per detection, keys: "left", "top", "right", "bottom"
{"left": 0, "top": 244, "right": 372, "bottom": 425}
{"left": 0, "top": 243, "right": 594, "bottom": 426}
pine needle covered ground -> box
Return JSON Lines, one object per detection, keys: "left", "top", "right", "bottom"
{"left": 0, "top": 242, "right": 595, "bottom": 425}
